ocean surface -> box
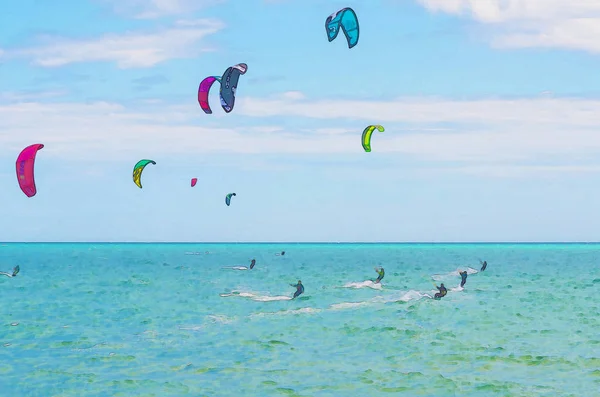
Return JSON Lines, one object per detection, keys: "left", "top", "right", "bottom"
{"left": 0, "top": 243, "right": 599, "bottom": 396}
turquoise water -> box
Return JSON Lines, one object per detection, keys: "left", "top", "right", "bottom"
{"left": 1, "top": 243, "right": 599, "bottom": 396}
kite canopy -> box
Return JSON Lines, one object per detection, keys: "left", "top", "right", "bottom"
{"left": 220, "top": 63, "right": 248, "bottom": 113}
{"left": 16, "top": 143, "right": 44, "bottom": 198}
{"left": 133, "top": 159, "right": 156, "bottom": 189}
{"left": 225, "top": 192, "right": 237, "bottom": 206}
{"left": 325, "top": 7, "right": 360, "bottom": 49}
{"left": 361, "top": 125, "right": 384, "bottom": 152}
{"left": 191, "top": 178, "right": 198, "bottom": 187}
{"left": 198, "top": 76, "right": 221, "bottom": 114}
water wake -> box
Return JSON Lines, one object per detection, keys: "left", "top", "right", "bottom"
{"left": 343, "top": 280, "right": 383, "bottom": 290}
{"left": 220, "top": 291, "right": 292, "bottom": 302}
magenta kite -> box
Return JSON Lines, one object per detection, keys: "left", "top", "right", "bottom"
{"left": 16, "top": 143, "right": 44, "bottom": 198}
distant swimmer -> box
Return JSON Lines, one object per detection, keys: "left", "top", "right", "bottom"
{"left": 480, "top": 260, "right": 487, "bottom": 271}
{"left": 250, "top": 259, "right": 256, "bottom": 269}
{"left": 374, "top": 267, "right": 385, "bottom": 284}
{"left": 0, "top": 266, "right": 19, "bottom": 278}
{"left": 434, "top": 283, "right": 447, "bottom": 300}
{"left": 290, "top": 280, "right": 304, "bottom": 299}
{"left": 459, "top": 271, "right": 468, "bottom": 287}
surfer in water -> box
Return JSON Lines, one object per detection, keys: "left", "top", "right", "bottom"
{"left": 276, "top": 251, "right": 285, "bottom": 256}
{"left": 374, "top": 267, "right": 385, "bottom": 284}
{"left": 434, "top": 283, "right": 447, "bottom": 300}
{"left": 0, "top": 265, "right": 19, "bottom": 278}
{"left": 290, "top": 280, "right": 304, "bottom": 299}
{"left": 250, "top": 259, "right": 256, "bottom": 269}
{"left": 480, "top": 260, "right": 487, "bottom": 271}
{"left": 459, "top": 271, "right": 468, "bottom": 287}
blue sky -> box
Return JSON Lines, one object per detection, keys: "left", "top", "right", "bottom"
{"left": 1, "top": 0, "right": 600, "bottom": 242}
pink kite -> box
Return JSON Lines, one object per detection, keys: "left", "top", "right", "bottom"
{"left": 191, "top": 178, "right": 198, "bottom": 187}
{"left": 198, "top": 76, "right": 221, "bottom": 114}
{"left": 16, "top": 143, "right": 44, "bottom": 198}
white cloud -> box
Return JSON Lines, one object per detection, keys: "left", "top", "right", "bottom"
{"left": 237, "top": 94, "right": 600, "bottom": 126}
{"left": 100, "top": 0, "right": 225, "bottom": 19}
{"left": 281, "top": 91, "right": 305, "bottom": 100}
{"left": 417, "top": 0, "right": 600, "bottom": 53}
{"left": 0, "top": 90, "right": 68, "bottom": 101}
{"left": 453, "top": 164, "right": 600, "bottom": 178}
{"left": 3, "top": 19, "right": 223, "bottom": 68}
{"left": 309, "top": 128, "right": 351, "bottom": 135}
{"left": 2, "top": 93, "right": 600, "bottom": 176}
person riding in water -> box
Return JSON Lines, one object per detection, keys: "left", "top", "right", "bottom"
{"left": 250, "top": 259, "right": 256, "bottom": 269}
{"left": 459, "top": 271, "right": 468, "bottom": 287}
{"left": 290, "top": 280, "right": 304, "bottom": 299}
{"left": 434, "top": 283, "right": 447, "bottom": 299}
{"left": 480, "top": 260, "right": 487, "bottom": 271}
{"left": 374, "top": 267, "right": 385, "bottom": 283}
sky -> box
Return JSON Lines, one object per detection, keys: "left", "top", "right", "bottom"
{"left": 1, "top": 0, "right": 600, "bottom": 242}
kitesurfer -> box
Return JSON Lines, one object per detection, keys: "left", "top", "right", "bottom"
{"left": 250, "top": 259, "right": 256, "bottom": 269}
{"left": 276, "top": 251, "right": 285, "bottom": 256}
{"left": 434, "top": 283, "right": 447, "bottom": 300}
{"left": 374, "top": 267, "right": 385, "bottom": 283}
{"left": 459, "top": 271, "right": 468, "bottom": 287}
{"left": 290, "top": 280, "right": 304, "bottom": 299}
{"left": 480, "top": 260, "right": 487, "bottom": 271}
{"left": 0, "top": 266, "right": 19, "bottom": 278}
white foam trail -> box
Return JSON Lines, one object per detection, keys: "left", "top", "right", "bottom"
{"left": 222, "top": 266, "right": 248, "bottom": 270}
{"left": 206, "top": 314, "right": 235, "bottom": 324}
{"left": 329, "top": 301, "right": 370, "bottom": 310}
{"left": 431, "top": 266, "right": 479, "bottom": 280}
{"left": 373, "top": 290, "right": 430, "bottom": 303}
{"left": 343, "top": 280, "right": 383, "bottom": 290}
{"left": 184, "top": 252, "right": 203, "bottom": 255}
{"left": 179, "top": 325, "right": 205, "bottom": 331}
{"left": 220, "top": 291, "right": 292, "bottom": 302}
{"left": 397, "top": 290, "right": 430, "bottom": 302}
{"left": 250, "top": 307, "right": 321, "bottom": 318}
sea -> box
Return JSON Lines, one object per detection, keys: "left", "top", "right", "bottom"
{"left": 0, "top": 243, "right": 598, "bottom": 397}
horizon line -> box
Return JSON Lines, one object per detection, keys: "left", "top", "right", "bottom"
{"left": 1, "top": 241, "right": 600, "bottom": 244}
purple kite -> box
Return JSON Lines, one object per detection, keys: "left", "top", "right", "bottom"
{"left": 16, "top": 143, "right": 44, "bottom": 198}
{"left": 191, "top": 178, "right": 198, "bottom": 187}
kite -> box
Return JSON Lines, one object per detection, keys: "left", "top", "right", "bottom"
{"left": 325, "top": 7, "right": 359, "bottom": 49}
{"left": 225, "top": 193, "right": 237, "bottom": 206}
{"left": 191, "top": 178, "right": 198, "bottom": 187}
{"left": 362, "top": 125, "right": 384, "bottom": 152}
{"left": 220, "top": 63, "right": 248, "bottom": 113}
{"left": 133, "top": 159, "right": 156, "bottom": 189}
{"left": 16, "top": 143, "right": 44, "bottom": 198}
{"left": 198, "top": 76, "right": 221, "bottom": 114}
